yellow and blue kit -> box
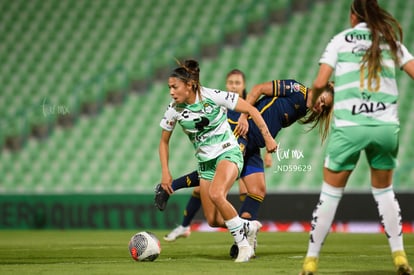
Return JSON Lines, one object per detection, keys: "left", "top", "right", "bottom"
{"left": 227, "top": 79, "right": 309, "bottom": 177}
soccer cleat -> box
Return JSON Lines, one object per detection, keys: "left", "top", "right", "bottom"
{"left": 393, "top": 251, "right": 412, "bottom": 275}
{"left": 299, "top": 257, "right": 319, "bottom": 275}
{"left": 245, "top": 220, "right": 262, "bottom": 256}
{"left": 163, "top": 225, "right": 191, "bottom": 242}
{"left": 230, "top": 220, "right": 262, "bottom": 259}
{"left": 234, "top": 245, "right": 254, "bottom": 263}
{"left": 229, "top": 243, "right": 238, "bottom": 259}
{"left": 154, "top": 184, "right": 170, "bottom": 211}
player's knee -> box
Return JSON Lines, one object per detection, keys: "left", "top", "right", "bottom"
{"left": 247, "top": 184, "right": 266, "bottom": 197}
{"left": 249, "top": 188, "right": 266, "bottom": 198}
{"left": 208, "top": 189, "right": 223, "bottom": 204}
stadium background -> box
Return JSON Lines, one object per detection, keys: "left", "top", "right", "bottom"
{"left": 0, "top": 0, "right": 413, "bottom": 230}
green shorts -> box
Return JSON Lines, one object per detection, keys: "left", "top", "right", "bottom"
{"left": 197, "top": 147, "right": 244, "bottom": 181}
{"left": 324, "top": 125, "right": 399, "bottom": 171}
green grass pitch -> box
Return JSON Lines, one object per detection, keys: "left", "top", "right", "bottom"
{"left": 0, "top": 230, "right": 412, "bottom": 274}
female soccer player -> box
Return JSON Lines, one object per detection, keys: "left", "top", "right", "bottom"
{"left": 161, "top": 69, "right": 271, "bottom": 238}
{"left": 300, "top": 0, "right": 414, "bottom": 274}
{"left": 159, "top": 59, "right": 277, "bottom": 262}
{"left": 156, "top": 77, "right": 334, "bottom": 257}
{"left": 161, "top": 69, "right": 256, "bottom": 243}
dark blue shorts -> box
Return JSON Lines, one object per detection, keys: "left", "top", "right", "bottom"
{"left": 240, "top": 149, "right": 264, "bottom": 178}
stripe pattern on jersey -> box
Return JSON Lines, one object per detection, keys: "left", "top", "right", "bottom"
{"left": 320, "top": 22, "right": 414, "bottom": 127}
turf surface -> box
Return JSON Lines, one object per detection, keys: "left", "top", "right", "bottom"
{"left": 0, "top": 230, "right": 412, "bottom": 274}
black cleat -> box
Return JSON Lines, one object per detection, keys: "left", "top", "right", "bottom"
{"left": 154, "top": 184, "right": 170, "bottom": 211}
{"left": 229, "top": 243, "right": 239, "bottom": 259}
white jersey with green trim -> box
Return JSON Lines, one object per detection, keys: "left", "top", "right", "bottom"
{"left": 160, "top": 86, "right": 239, "bottom": 162}
{"left": 320, "top": 22, "right": 414, "bottom": 127}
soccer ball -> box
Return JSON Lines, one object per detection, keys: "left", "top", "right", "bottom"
{"left": 128, "top": 231, "right": 161, "bottom": 261}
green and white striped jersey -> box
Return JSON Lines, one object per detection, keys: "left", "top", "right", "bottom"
{"left": 160, "top": 87, "right": 239, "bottom": 162}
{"left": 320, "top": 22, "right": 414, "bottom": 127}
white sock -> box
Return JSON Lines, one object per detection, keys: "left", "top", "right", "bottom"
{"left": 306, "top": 182, "right": 344, "bottom": 258}
{"left": 371, "top": 185, "right": 404, "bottom": 252}
{"left": 241, "top": 218, "right": 252, "bottom": 233}
{"left": 225, "top": 216, "right": 249, "bottom": 247}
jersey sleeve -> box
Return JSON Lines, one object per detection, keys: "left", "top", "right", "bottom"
{"left": 203, "top": 87, "right": 239, "bottom": 110}
{"left": 159, "top": 102, "right": 178, "bottom": 132}
{"left": 319, "top": 35, "right": 340, "bottom": 68}
{"left": 397, "top": 42, "right": 414, "bottom": 68}
{"left": 275, "top": 79, "right": 307, "bottom": 97}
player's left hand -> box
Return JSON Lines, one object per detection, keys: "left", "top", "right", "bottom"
{"left": 235, "top": 114, "right": 249, "bottom": 136}
{"left": 265, "top": 138, "right": 277, "bottom": 154}
{"left": 160, "top": 173, "right": 174, "bottom": 194}
{"left": 161, "top": 183, "right": 174, "bottom": 195}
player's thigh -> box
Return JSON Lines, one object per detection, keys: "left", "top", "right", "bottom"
{"left": 243, "top": 172, "right": 266, "bottom": 197}
{"left": 211, "top": 147, "right": 243, "bottom": 196}
{"left": 240, "top": 150, "right": 265, "bottom": 196}
{"left": 212, "top": 159, "right": 239, "bottom": 197}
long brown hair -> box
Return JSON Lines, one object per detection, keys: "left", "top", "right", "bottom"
{"left": 299, "top": 82, "right": 334, "bottom": 143}
{"left": 351, "top": 0, "right": 403, "bottom": 91}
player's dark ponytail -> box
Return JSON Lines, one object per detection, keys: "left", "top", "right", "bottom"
{"left": 170, "top": 59, "right": 201, "bottom": 96}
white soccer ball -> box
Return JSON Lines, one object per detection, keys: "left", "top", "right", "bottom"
{"left": 128, "top": 231, "right": 161, "bottom": 261}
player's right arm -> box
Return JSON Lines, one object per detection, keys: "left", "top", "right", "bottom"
{"left": 236, "top": 81, "right": 275, "bottom": 136}
{"left": 159, "top": 129, "right": 174, "bottom": 194}
{"left": 245, "top": 81, "right": 275, "bottom": 106}
{"left": 402, "top": 58, "right": 414, "bottom": 79}
{"left": 312, "top": 64, "right": 333, "bottom": 106}
{"left": 395, "top": 42, "right": 414, "bottom": 79}
{"left": 159, "top": 102, "right": 178, "bottom": 195}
